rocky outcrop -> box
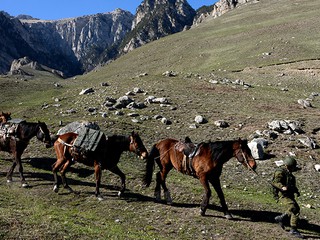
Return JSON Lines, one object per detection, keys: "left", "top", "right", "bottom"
{"left": 122, "top": 0, "right": 196, "bottom": 53}
{"left": 21, "top": 9, "right": 134, "bottom": 74}
{"left": 0, "top": 10, "right": 133, "bottom": 76}
{"left": 9, "top": 56, "right": 64, "bottom": 78}
{"left": 193, "top": 0, "right": 250, "bottom": 26}
{"left": 0, "top": 12, "right": 38, "bottom": 74}
{"left": 0, "top": 1, "right": 252, "bottom": 77}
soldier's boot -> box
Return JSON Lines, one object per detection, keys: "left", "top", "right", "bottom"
{"left": 275, "top": 213, "right": 287, "bottom": 229}
{"left": 289, "top": 228, "right": 304, "bottom": 239}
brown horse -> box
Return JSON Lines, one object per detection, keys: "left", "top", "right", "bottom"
{"left": 143, "top": 138, "right": 257, "bottom": 218}
{"left": 52, "top": 131, "right": 148, "bottom": 200}
{"left": 0, "top": 112, "right": 11, "bottom": 124}
{"left": 0, "top": 121, "right": 52, "bottom": 187}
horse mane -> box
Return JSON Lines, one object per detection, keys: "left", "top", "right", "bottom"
{"left": 204, "top": 139, "right": 247, "bottom": 162}
{"left": 106, "top": 135, "right": 129, "bottom": 148}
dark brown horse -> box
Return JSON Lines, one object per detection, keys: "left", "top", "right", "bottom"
{"left": 144, "top": 138, "right": 257, "bottom": 218}
{"left": 0, "top": 112, "right": 11, "bottom": 124}
{"left": 0, "top": 121, "right": 52, "bottom": 187}
{"left": 52, "top": 131, "right": 148, "bottom": 200}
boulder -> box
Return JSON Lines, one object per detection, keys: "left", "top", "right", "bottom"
{"left": 248, "top": 141, "right": 264, "bottom": 160}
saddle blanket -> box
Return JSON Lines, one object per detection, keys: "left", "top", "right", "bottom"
{"left": 73, "top": 127, "right": 104, "bottom": 152}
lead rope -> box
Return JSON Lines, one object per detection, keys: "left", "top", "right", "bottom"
{"left": 154, "top": 145, "right": 174, "bottom": 161}
{"left": 240, "top": 149, "right": 279, "bottom": 190}
{"left": 240, "top": 150, "right": 258, "bottom": 175}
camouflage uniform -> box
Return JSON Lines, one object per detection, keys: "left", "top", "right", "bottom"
{"left": 272, "top": 156, "right": 304, "bottom": 238}
{"left": 273, "top": 166, "right": 300, "bottom": 228}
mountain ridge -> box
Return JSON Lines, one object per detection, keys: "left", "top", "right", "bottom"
{"left": 0, "top": 0, "right": 247, "bottom": 77}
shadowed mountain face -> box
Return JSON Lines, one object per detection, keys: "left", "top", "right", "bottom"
{"left": 0, "top": 12, "right": 38, "bottom": 74}
{"left": 0, "top": 9, "right": 134, "bottom": 77}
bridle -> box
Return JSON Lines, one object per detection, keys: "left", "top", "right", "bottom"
{"left": 235, "top": 147, "right": 257, "bottom": 174}
{"left": 38, "top": 125, "right": 51, "bottom": 145}
{"left": 129, "top": 135, "right": 144, "bottom": 156}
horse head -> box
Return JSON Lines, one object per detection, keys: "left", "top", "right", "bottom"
{"left": 0, "top": 112, "right": 11, "bottom": 124}
{"left": 129, "top": 131, "right": 148, "bottom": 159}
{"left": 36, "top": 121, "right": 53, "bottom": 148}
{"left": 233, "top": 138, "right": 257, "bottom": 171}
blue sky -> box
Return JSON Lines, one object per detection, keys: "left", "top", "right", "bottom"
{"left": 1, "top": 0, "right": 218, "bottom": 20}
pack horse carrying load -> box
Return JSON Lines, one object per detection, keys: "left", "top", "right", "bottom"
{"left": 52, "top": 125, "right": 148, "bottom": 200}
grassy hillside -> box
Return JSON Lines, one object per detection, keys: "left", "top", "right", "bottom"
{"left": 1, "top": 0, "right": 320, "bottom": 239}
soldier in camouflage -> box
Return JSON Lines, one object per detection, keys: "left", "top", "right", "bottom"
{"left": 272, "top": 156, "right": 304, "bottom": 239}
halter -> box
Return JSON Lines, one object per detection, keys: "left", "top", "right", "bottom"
{"left": 38, "top": 125, "right": 51, "bottom": 144}
{"left": 129, "top": 135, "right": 143, "bottom": 156}
{"left": 235, "top": 147, "right": 257, "bottom": 174}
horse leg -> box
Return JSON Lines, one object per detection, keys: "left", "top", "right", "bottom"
{"left": 199, "top": 175, "right": 211, "bottom": 216}
{"left": 52, "top": 158, "right": 67, "bottom": 193}
{"left": 109, "top": 166, "right": 126, "bottom": 197}
{"left": 94, "top": 163, "right": 103, "bottom": 201}
{"left": 156, "top": 168, "right": 172, "bottom": 204}
{"left": 210, "top": 178, "right": 233, "bottom": 219}
{"left": 59, "top": 161, "right": 73, "bottom": 193}
{"left": 6, "top": 160, "right": 16, "bottom": 183}
{"left": 14, "top": 151, "right": 28, "bottom": 187}
{"left": 154, "top": 171, "right": 162, "bottom": 202}
{"left": 7, "top": 151, "right": 27, "bottom": 187}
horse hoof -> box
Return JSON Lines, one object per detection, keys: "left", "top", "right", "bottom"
{"left": 224, "top": 214, "right": 233, "bottom": 220}
{"left": 6, "top": 179, "right": 12, "bottom": 183}
{"left": 65, "top": 186, "right": 74, "bottom": 193}
{"left": 22, "top": 183, "right": 29, "bottom": 188}
{"left": 200, "top": 209, "right": 206, "bottom": 216}
{"left": 118, "top": 191, "right": 123, "bottom": 197}
{"left": 97, "top": 196, "right": 104, "bottom": 201}
{"left": 53, "top": 185, "right": 59, "bottom": 193}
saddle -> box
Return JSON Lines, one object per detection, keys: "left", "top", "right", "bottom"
{"left": 175, "top": 137, "right": 200, "bottom": 176}
{"left": 0, "top": 119, "right": 24, "bottom": 139}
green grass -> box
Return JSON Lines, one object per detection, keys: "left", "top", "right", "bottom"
{"left": 1, "top": 0, "right": 320, "bottom": 239}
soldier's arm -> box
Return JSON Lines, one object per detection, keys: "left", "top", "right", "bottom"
{"left": 272, "top": 170, "right": 286, "bottom": 190}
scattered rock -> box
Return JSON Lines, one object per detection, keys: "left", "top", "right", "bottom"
{"left": 100, "top": 82, "right": 109, "bottom": 87}
{"left": 268, "top": 120, "right": 304, "bottom": 134}
{"left": 297, "top": 99, "right": 312, "bottom": 108}
{"left": 298, "top": 137, "right": 318, "bottom": 149}
{"left": 248, "top": 141, "right": 264, "bottom": 160}
{"left": 79, "top": 88, "right": 94, "bottom": 95}
{"left": 214, "top": 120, "right": 229, "bottom": 128}
{"left": 145, "top": 96, "right": 169, "bottom": 104}
{"left": 195, "top": 115, "right": 207, "bottom": 124}
{"left": 133, "top": 87, "right": 144, "bottom": 93}
{"left": 162, "top": 71, "right": 177, "bottom": 77}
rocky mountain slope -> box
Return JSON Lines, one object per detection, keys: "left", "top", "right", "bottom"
{"left": 0, "top": 0, "right": 248, "bottom": 77}
{"left": 121, "top": 0, "right": 196, "bottom": 53}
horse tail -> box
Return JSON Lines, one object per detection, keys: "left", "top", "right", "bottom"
{"left": 143, "top": 144, "right": 158, "bottom": 187}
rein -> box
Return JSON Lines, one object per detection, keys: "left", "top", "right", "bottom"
{"left": 237, "top": 148, "right": 277, "bottom": 189}
{"left": 155, "top": 146, "right": 174, "bottom": 161}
